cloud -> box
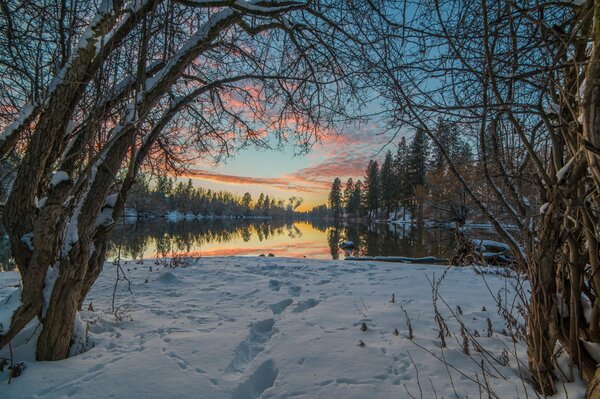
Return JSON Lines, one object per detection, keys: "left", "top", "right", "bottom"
{"left": 180, "top": 169, "right": 322, "bottom": 193}
{"left": 178, "top": 121, "right": 397, "bottom": 204}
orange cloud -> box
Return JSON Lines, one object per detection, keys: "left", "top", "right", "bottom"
{"left": 180, "top": 169, "right": 323, "bottom": 193}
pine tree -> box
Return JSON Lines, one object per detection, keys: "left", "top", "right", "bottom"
{"left": 408, "top": 128, "right": 429, "bottom": 189}
{"left": 364, "top": 160, "right": 380, "bottom": 219}
{"left": 263, "top": 195, "right": 271, "bottom": 215}
{"left": 380, "top": 150, "right": 394, "bottom": 216}
{"left": 454, "top": 139, "right": 474, "bottom": 167}
{"left": 242, "top": 192, "right": 252, "bottom": 215}
{"left": 343, "top": 178, "right": 354, "bottom": 213}
{"left": 328, "top": 177, "right": 343, "bottom": 221}
{"left": 393, "top": 137, "right": 411, "bottom": 217}
{"left": 431, "top": 119, "right": 458, "bottom": 172}
{"left": 407, "top": 128, "right": 429, "bottom": 224}
{"left": 348, "top": 180, "right": 362, "bottom": 218}
{"left": 256, "top": 193, "right": 265, "bottom": 210}
{"left": 156, "top": 175, "right": 173, "bottom": 197}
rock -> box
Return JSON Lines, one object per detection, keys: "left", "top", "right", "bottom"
{"left": 339, "top": 241, "right": 355, "bottom": 250}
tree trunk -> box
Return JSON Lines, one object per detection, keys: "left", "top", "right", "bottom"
{"left": 36, "top": 240, "right": 91, "bottom": 360}
{"left": 525, "top": 207, "right": 562, "bottom": 396}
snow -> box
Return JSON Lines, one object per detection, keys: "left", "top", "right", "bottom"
{"left": 582, "top": 294, "right": 593, "bottom": 324}
{"left": 50, "top": 171, "right": 69, "bottom": 188}
{"left": 105, "top": 193, "right": 118, "bottom": 208}
{"left": 42, "top": 265, "right": 59, "bottom": 318}
{"left": 557, "top": 157, "right": 575, "bottom": 182}
{"left": 0, "top": 257, "right": 584, "bottom": 398}
{"left": 145, "top": 9, "right": 236, "bottom": 92}
{"left": 472, "top": 239, "right": 511, "bottom": 253}
{"left": 540, "top": 202, "right": 550, "bottom": 215}
{"left": 0, "top": 104, "right": 35, "bottom": 143}
{"left": 0, "top": 286, "right": 21, "bottom": 334}
{"left": 339, "top": 241, "right": 355, "bottom": 249}
{"left": 62, "top": 207, "right": 81, "bottom": 256}
{"left": 20, "top": 233, "right": 33, "bottom": 251}
{"left": 583, "top": 340, "right": 600, "bottom": 364}
{"left": 95, "top": 207, "right": 114, "bottom": 228}
{"left": 38, "top": 197, "right": 48, "bottom": 209}
{"left": 69, "top": 312, "right": 91, "bottom": 357}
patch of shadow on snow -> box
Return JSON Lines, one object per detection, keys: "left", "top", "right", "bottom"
{"left": 156, "top": 271, "right": 179, "bottom": 284}
{"left": 225, "top": 318, "right": 275, "bottom": 374}
{"left": 268, "top": 279, "right": 281, "bottom": 292}
{"left": 291, "top": 299, "right": 319, "bottom": 313}
{"left": 230, "top": 359, "right": 278, "bottom": 399}
{"left": 269, "top": 299, "right": 293, "bottom": 315}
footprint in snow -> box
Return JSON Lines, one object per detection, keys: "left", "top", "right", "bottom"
{"left": 269, "top": 299, "right": 293, "bottom": 315}
{"left": 269, "top": 279, "right": 281, "bottom": 292}
{"left": 230, "top": 359, "right": 278, "bottom": 399}
{"left": 291, "top": 299, "right": 319, "bottom": 313}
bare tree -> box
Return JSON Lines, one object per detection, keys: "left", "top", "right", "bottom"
{"left": 0, "top": 0, "right": 388, "bottom": 360}
{"left": 373, "top": 0, "right": 600, "bottom": 395}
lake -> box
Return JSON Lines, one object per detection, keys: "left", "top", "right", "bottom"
{"left": 0, "top": 219, "right": 504, "bottom": 271}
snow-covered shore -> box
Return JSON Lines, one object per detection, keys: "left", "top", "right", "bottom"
{"left": 0, "top": 258, "right": 583, "bottom": 398}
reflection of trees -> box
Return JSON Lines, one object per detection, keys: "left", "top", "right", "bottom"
{"left": 287, "top": 224, "right": 302, "bottom": 239}
{"left": 0, "top": 218, "right": 502, "bottom": 269}
{"left": 336, "top": 223, "right": 468, "bottom": 259}
{"left": 327, "top": 225, "right": 341, "bottom": 260}
{"left": 307, "top": 219, "right": 329, "bottom": 232}
{"left": 108, "top": 219, "right": 299, "bottom": 258}
{"left": 241, "top": 226, "right": 251, "bottom": 242}
{"left": 99, "top": 219, "right": 503, "bottom": 262}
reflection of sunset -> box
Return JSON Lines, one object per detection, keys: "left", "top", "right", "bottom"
{"left": 108, "top": 219, "right": 459, "bottom": 263}
{"left": 120, "top": 221, "right": 334, "bottom": 260}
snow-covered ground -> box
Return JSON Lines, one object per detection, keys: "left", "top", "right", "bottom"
{"left": 0, "top": 258, "right": 584, "bottom": 398}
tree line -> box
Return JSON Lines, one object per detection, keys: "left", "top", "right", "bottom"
{"left": 324, "top": 119, "right": 475, "bottom": 224}
{"left": 127, "top": 174, "right": 303, "bottom": 218}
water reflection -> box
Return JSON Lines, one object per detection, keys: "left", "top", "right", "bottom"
{"left": 108, "top": 219, "right": 464, "bottom": 262}
{"left": 0, "top": 219, "right": 503, "bottom": 271}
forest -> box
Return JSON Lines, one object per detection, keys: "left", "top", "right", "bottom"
{"left": 125, "top": 174, "right": 303, "bottom": 218}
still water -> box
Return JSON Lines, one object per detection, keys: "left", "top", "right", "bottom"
{"left": 107, "top": 219, "right": 460, "bottom": 261}
{"left": 0, "top": 219, "right": 502, "bottom": 271}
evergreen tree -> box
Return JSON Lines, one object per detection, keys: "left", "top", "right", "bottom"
{"left": 347, "top": 179, "right": 362, "bottom": 217}
{"left": 328, "top": 177, "right": 343, "bottom": 221}
{"left": 394, "top": 137, "right": 411, "bottom": 210}
{"left": 343, "top": 178, "right": 354, "bottom": 212}
{"left": 242, "top": 192, "right": 252, "bottom": 215}
{"left": 453, "top": 139, "right": 474, "bottom": 167}
{"left": 263, "top": 195, "right": 271, "bottom": 215}
{"left": 156, "top": 175, "right": 173, "bottom": 197}
{"left": 408, "top": 128, "right": 429, "bottom": 189}
{"left": 256, "top": 193, "right": 265, "bottom": 210}
{"left": 364, "top": 160, "right": 380, "bottom": 219}
{"left": 380, "top": 150, "right": 394, "bottom": 215}
{"left": 431, "top": 119, "right": 458, "bottom": 171}
{"left": 407, "top": 128, "right": 429, "bottom": 223}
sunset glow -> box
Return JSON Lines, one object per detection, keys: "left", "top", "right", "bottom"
{"left": 180, "top": 125, "right": 396, "bottom": 211}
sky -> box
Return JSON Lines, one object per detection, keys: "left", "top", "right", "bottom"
{"left": 178, "top": 122, "right": 401, "bottom": 212}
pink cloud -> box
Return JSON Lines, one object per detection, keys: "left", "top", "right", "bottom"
{"left": 181, "top": 123, "right": 393, "bottom": 196}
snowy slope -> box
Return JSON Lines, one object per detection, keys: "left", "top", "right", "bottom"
{"left": 0, "top": 258, "right": 584, "bottom": 398}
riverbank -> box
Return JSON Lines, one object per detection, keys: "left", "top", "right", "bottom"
{"left": 0, "top": 257, "right": 583, "bottom": 398}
